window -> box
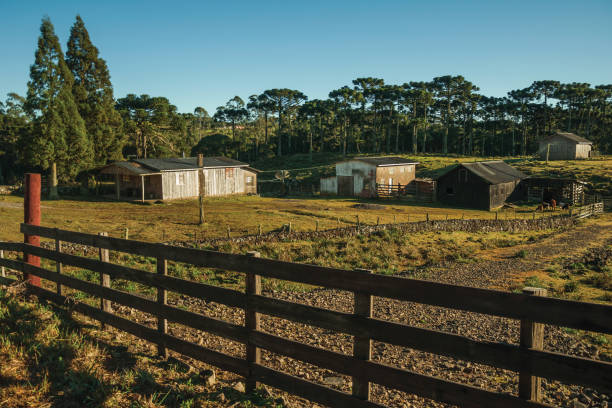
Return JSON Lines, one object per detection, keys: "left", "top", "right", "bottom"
{"left": 446, "top": 187, "right": 454, "bottom": 195}
{"left": 389, "top": 168, "right": 394, "bottom": 175}
{"left": 176, "top": 173, "right": 185, "bottom": 186}
{"left": 246, "top": 176, "right": 253, "bottom": 185}
{"left": 400, "top": 167, "right": 405, "bottom": 173}
{"left": 121, "top": 175, "right": 130, "bottom": 183}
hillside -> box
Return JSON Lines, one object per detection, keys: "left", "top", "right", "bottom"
{"left": 253, "top": 153, "right": 612, "bottom": 195}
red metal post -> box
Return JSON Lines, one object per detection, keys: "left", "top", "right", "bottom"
{"left": 24, "top": 173, "right": 41, "bottom": 286}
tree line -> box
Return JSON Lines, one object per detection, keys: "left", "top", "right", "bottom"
{"left": 1, "top": 16, "right": 611, "bottom": 190}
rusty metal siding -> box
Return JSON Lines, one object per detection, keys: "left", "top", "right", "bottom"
{"left": 336, "top": 161, "right": 376, "bottom": 195}
{"left": 201, "top": 167, "right": 246, "bottom": 196}
{"left": 375, "top": 165, "right": 416, "bottom": 187}
{"left": 161, "top": 170, "right": 199, "bottom": 200}
{"left": 243, "top": 169, "right": 257, "bottom": 195}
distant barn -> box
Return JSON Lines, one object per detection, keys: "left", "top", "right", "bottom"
{"left": 99, "top": 155, "right": 258, "bottom": 201}
{"left": 538, "top": 132, "right": 593, "bottom": 160}
{"left": 436, "top": 161, "right": 526, "bottom": 210}
{"left": 320, "top": 157, "right": 418, "bottom": 197}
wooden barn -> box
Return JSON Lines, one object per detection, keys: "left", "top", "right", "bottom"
{"left": 522, "top": 177, "right": 587, "bottom": 206}
{"left": 538, "top": 132, "right": 593, "bottom": 160}
{"left": 436, "top": 161, "right": 526, "bottom": 210}
{"left": 99, "top": 155, "right": 258, "bottom": 201}
{"left": 320, "top": 157, "right": 418, "bottom": 197}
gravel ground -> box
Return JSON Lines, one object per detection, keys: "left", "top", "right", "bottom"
{"left": 106, "top": 219, "right": 612, "bottom": 408}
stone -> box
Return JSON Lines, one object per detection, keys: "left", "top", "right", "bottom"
{"left": 572, "top": 399, "right": 587, "bottom": 408}
{"left": 199, "top": 369, "right": 216, "bottom": 387}
{"left": 322, "top": 376, "right": 344, "bottom": 387}
{"left": 232, "top": 381, "right": 245, "bottom": 393}
{"left": 274, "top": 396, "right": 288, "bottom": 406}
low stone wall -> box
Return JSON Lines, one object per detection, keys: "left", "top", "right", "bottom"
{"left": 38, "top": 215, "right": 578, "bottom": 255}
{"left": 190, "top": 215, "right": 577, "bottom": 247}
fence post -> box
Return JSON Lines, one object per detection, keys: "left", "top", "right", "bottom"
{"left": 245, "top": 251, "right": 261, "bottom": 393}
{"left": 316, "top": 220, "right": 319, "bottom": 231}
{"left": 258, "top": 224, "right": 262, "bottom": 236}
{"left": 55, "top": 228, "right": 63, "bottom": 296}
{"left": 0, "top": 250, "right": 4, "bottom": 278}
{"left": 157, "top": 256, "right": 168, "bottom": 358}
{"left": 519, "top": 287, "right": 546, "bottom": 402}
{"left": 99, "top": 232, "right": 111, "bottom": 328}
{"left": 24, "top": 173, "right": 41, "bottom": 287}
{"left": 352, "top": 268, "right": 373, "bottom": 400}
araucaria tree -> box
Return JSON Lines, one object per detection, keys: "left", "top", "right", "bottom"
{"left": 66, "top": 15, "right": 123, "bottom": 165}
{"left": 23, "top": 17, "right": 91, "bottom": 198}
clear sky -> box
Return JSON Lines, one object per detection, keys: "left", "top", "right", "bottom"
{"left": 1, "top": 0, "right": 611, "bottom": 114}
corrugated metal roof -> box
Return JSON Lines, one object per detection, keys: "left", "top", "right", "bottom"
{"left": 132, "top": 157, "right": 249, "bottom": 171}
{"left": 351, "top": 156, "right": 419, "bottom": 166}
{"left": 99, "top": 161, "right": 160, "bottom": 175}
{"left": 543, "top": 132, "right": 592, "bottom": 144}
{"left": 459, "top": 161, "right": 526, "bottom": 184}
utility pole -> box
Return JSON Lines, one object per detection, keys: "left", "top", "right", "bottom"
{"left": 198, "top": 154, "right": 205, "bottom": 225}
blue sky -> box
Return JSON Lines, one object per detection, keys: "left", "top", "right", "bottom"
{"left": 1, "top": 0, "right": 611, "bottom": 114}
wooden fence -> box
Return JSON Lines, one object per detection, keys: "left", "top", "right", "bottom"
{"left": 570, "top": 202, "right": 604, "bottom": 218}
{"left": 1, "top": 223, "right": 612, "bottom": 408}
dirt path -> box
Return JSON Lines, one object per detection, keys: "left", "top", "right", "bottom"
{"left": 418, "top": 215, "right": 612, "bottom": 291}
{"left": 135, "top": 215, "right": 610, "bottom": 408}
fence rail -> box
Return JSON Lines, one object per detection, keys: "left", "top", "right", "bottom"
{"left": 1, "top": 224, "right": 611, "bottom": 407}
{"left": 571, "top": 202, "right": 604, "bottom": 218}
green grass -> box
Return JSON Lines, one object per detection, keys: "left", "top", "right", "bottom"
{"left": 0, "top": 289, "right": 283, "bottom": 407}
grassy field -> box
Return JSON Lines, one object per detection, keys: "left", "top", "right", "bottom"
{"left": 1, "top": 153, "right": 608, "bottom": 243}
{"left": 0, "top": 194, "right": 524, "bottom": 244}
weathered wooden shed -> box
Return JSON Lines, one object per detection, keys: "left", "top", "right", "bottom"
{"left": 436, "top": 161, "right": 526, "bottom": 210}
{"left": 522, "top": 177, "right": 587, "bottom": 205}
{"left": 320, "top": 157, "right": 418, "bottom": 197}
{"left": 99, "top": 156, "right": 258, "bottom": 201}
{"left": 538, "top": 132, "right": 593, "bottom": 160}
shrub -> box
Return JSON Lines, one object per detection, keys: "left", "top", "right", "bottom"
{"left": 592, "top": 272, "right": 612, "bottom": 290}
{"left": 563, "top": 281, "right": 578, "bottom": 293}
{"left": 515, "top": 249, "right": 527, "bottom": 258}
{"left": 524, "top": 275, "right": 545, "bottom": 288}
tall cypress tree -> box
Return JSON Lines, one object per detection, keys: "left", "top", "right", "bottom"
{"left": 66, "top": 15, "right": 123, "bottom": 165}
{"left": 23, "top": 17, "right": 91, "bottom": 198}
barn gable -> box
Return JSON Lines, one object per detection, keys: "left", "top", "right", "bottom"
{"left": 538, "top": 132, "right": 593, "bottom": 160}
{"left": 436, "top": 161, "right": 525, "bottom": 210}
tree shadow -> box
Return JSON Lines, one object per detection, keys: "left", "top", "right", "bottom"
{"left": 0, "top": 292, "right": 282, "bottom": 407}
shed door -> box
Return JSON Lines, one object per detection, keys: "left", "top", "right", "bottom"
{"left": 338, "top": 176, "right": 354, "bottom": 196}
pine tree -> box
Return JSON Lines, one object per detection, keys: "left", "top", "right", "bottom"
{"left": 23, "top": 17, "right": 91, "bottom": 197}
{"left": 66, "top": 15, "right": 123, "bottom": 165}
